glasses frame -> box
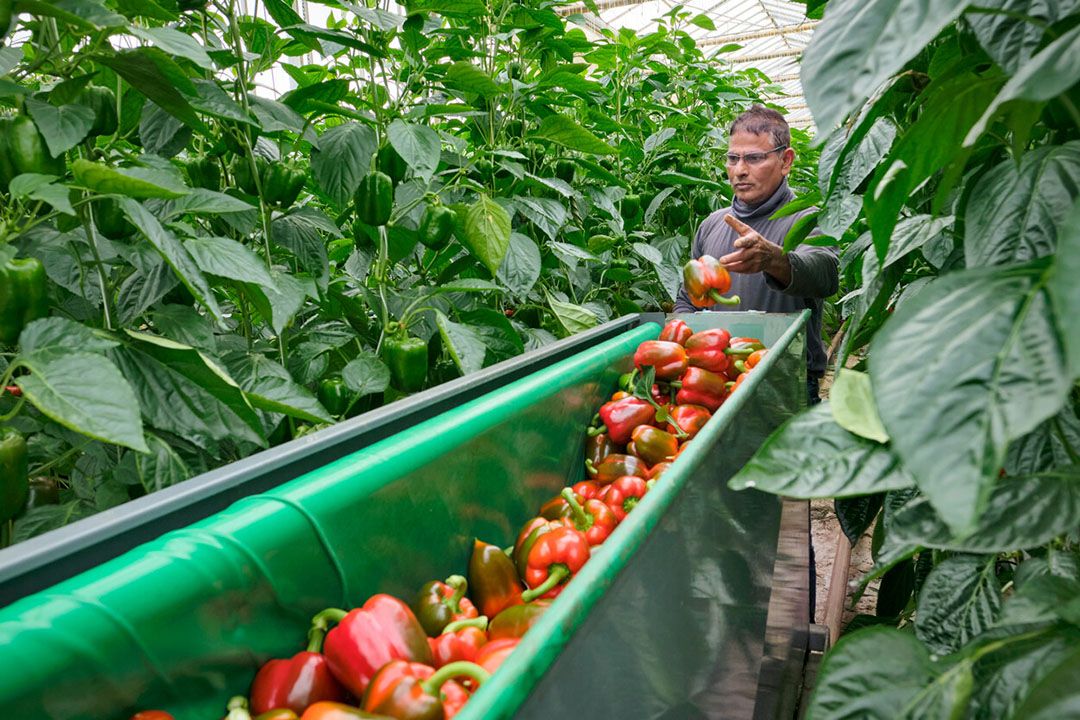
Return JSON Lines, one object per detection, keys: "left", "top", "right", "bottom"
{"left": 724, "top": 145, "right": 789, "bottom": 167}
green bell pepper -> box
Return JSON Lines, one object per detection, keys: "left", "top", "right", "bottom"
{"left": 417, "top": 204, "right": 454, "bottom": 250}
{"left": 355, "top": 171, "right": 393, "bottom": 226}
{"left": 0, "top": 256, "right": 48, "bottom": 346}
{"left": 382, "top": 326, "right": 427, "bottom": 393}
{"left": 1, "top": 428, "right": 28, "bottom": 524}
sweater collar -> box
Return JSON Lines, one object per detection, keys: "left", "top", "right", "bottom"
{"left": 731, "top": 178, "right": 794, "bottom": 221}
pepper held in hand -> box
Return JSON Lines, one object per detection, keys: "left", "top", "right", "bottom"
{"left": 683, "top": 255, "right": 739, "bottom": 307}
{"left": 317, "top": 594, "right": 433, "bottom": 697}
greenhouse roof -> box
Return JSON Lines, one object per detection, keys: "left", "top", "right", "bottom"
{"left": 563, "top": 0, "right": 816, "bottom": 131}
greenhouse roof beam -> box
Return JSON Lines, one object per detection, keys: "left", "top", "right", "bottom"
{"left": 698, "top": 20, "right": 819, "bottom": 46}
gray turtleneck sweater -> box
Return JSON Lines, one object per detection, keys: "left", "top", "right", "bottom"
{"left": 673, "top": 179, "right": 838, "bottom": 376}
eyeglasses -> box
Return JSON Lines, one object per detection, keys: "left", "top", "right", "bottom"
{"left": 725, "top": 145, "right": 788, "bottom": 166}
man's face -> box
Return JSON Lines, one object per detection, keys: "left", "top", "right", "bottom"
{"left": 725, "top": 131, "right": 794, "bottom": 205}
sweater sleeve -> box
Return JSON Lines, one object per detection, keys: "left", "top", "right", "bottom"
{"left": 764, "top": 224, "right": 839, "bottom": 299}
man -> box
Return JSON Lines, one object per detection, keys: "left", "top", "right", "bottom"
{"left": 674, "top": 105, "right": 838, "bottom": 405}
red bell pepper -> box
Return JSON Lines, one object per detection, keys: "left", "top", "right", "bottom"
{"left": 730, "top": 371, "right": 751, "bottom": 393}
{"left": 658, "top": 319, "right": 692, "bottom": 345}
{"left": 684, "top": 329, "right": 731, "bottom": 374}
{"left": 633, "top": 340, "right": 688, "bottom": 381}
{"left": 588, "top": 453, "right": 649, "bottom": 484}
{"left": 130, "top": 713, "right": 175, "bottom": 720}
{"left": 474, "top": 638, "right": 520, "bottom": 674}
{"left": 627, "top": 425, "right": 678, "bottom": 466}
{"left": 487, "top": 601, "right": 551, "bottom": 640}
{"left": 298, "top": 702, "right": 388, "bottom": 719}
{"left": 666, "top": 404, "right": 711, "bottom": 441}
{"left": 571, "top": 480, "right": 601, "bottom": 500}
{"left": 439, "top": 679, "right": 471, "bottom": 718}
{"left": 512, "top": 518, "right": 561, "bottom": 579}
{"left": 599, "top": 475, "right": 649, "bottom": 521}
{"left": 467, "top": 539, "right": 524, "bottom": 619}
{"left": 683, "top": 255, "right": 739, "bottom": 307}
{"left": 675, "top": 367, "right": 729, "bottom": 411}
{"left": 249, "top": 622, "right": 347, "bottom": 714}
{"left": 428, "top": 617, "right": 488, "bottom": 668}
{"left": 745, "top": 348, "right": 767, "bottom": 369}
{"left": 520, "top": 526, "right": 590, "bottom": 602}
{"left": 559, "top": 487, "right": 619, "bottom": 546}
{"left": 726, "top": 337, "right": 765, "bottom": 359}
{"left": 413, "top": 576, "right": 479, "bottom": 637}
{"left": 316, "top": 594, "right": 433, "bottom": 698}
{"left": 538, "top": 493, "right": 573, "bottom": 520}
{"left": 361, "top": 660, "right": 489, "bottom": 720}
{"left": 593, "top": 395, "right": 655, "bottom": 445}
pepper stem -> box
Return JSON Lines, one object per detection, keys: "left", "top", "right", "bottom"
{"left": 734, "top": 359, "right": 747, "bottom": 374}
{"left": 709, "top": 289, "right": 740, "bottom": 305}
{"left": 225, "top": 696, "right": 252, "bottom": 720}
{"left": 586, "top": 424, "right": 608, "bottom": 437}
{"left": 585, "top": 459, "right": 598, "bottom": 477}
{"left": 561, "top": 487, "right": 592, "bottom": 532}
{"left": 310, "top": 607, "right": 349, "bottom": 636}
{"left": 521, "top": 564, "right": 570, "bottom": 603}
{"left": 443, "top": 616, "right": 488, "bottom": 633}
{"left": 445, "top": 574, "right": 468, "bottom": 614}
{"left": 421, "top": 661, "right": 492, "bottom": 695}
{"left": 724, "top": 347, "right": 755, "bottom": 357}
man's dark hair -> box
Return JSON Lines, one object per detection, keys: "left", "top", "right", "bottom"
{"left": 729, "top": 105, "right": 790, "bottom": 148}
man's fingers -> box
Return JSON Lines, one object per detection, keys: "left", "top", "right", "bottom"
{"left": 732, "top": 236, "right": 755, "bottom": 249}
{"left": 723, "top": 213, "right": 753, "bottom": 234}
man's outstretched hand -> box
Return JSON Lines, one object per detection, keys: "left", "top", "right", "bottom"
{"left": 720, "top": 214, "right": 791, "bottom": 286}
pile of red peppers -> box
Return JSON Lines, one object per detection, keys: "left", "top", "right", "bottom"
{"left": 128, "top": 321, "right": 767, "bottom": 720}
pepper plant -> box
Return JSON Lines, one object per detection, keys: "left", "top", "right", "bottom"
{"left": 732, "top": 0, "right": 1080, "bottom": 715}
{"left": 0, "top": 0, "right": 801, "bottom": 544}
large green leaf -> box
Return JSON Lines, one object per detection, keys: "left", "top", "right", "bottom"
{"left": 183, "top": 236, "right": 275, "bottom": 288}
{"left": 887, "top": 467, "right": 1080, "bottom": 552}
{"left": 965, "top": 0, "right": 1078, "bottom": 75}
{"left": 271, "top": 209, "right": 333, "bottom": 282}
{"left": 24, "top": 99, "right": 93, "bottom": 157}
{"left": 97, "top": 48, "right": 204, "bottom": 131}
{"left": 17, "top": 317, "right": 118, "bottom": 355}
{"left": 442, "top": 61, "right": 503, "bottom": 97}
{"left": 14, "top": 350, "right": 147, "bottom": 452}
{"left": 1005, "top": 404, "right": 1080, "bottom": 476}
{"left": 463, "top": 196, "right": 511, "bottom": 275}
{"left": 1048, "top": 198, "right": 1080, "bottom": 378}
{"left": 830, "top": 369, "right": 890, "bottom": 443}
{"left": 514, "top": 196, "right": 567, "bottom": 241}
{"left": 226, "top": 353, "right": 332, "bottom": 424}
{"left": 528, "top": 114, "right": 616, "bottom": 155}
{"left": 435, "top": 311, "right": 486, "bottom": 375}
{"left": 730, "top": 403, "right": 913, "bottom": 498}
{"left": 965, "top": 142, "right": 1080, "bottom": 269}
{"left": 136, "top": 433, "right": 191, "bottom": 492}
{"left": 130, "top": 26, "right": 213, "bottom": 70}
{"left": 545, "top": 294, "right": 598, "bottom": 336}
{"left": 883, "top": 214, "right": 954, "bottom": 269}
{"left": 807, "top": 627, "right": 936, "bottom": 719}
{"left": 496, "top": 232, "right": 541, "bottom": 296}
{"left": 342, "top": 352, "right": 390, "bottom": 396}
{"left": 865, "top": 71, "right": 1002, "bottom": 259}
{"left": 111, "top": 346, "right": 264, "bottom": 448}
{"left": 915, "top": 554, "right": 1002, "bottom": 656}
{"left": 311, "top": 122, "right": 378, "bottom": 207}
{"left": 124, "top": 331, "right": 265, "bottom": 442}
{"left": 119, "top": 198, "right": 223, "bottom": 323}
{"left": 387, "top": 119, "right": 440, "bottom": 183}
{"left": 246, "top": 270, "right": 307, "bottom": 336}
{"left": 870, "top": 260, "right": 1070, "bottom": 535}
{"left": 1012, "top": 648, "right": 1080, "bottom": 719}
{"left": 800, "top": 0, "right": 970, "bottom": 133}
{"left": 969, "top": 625, "right": 1080, "bottom": 720}
{"left": 966, "top": 25, "right": 1080, "bottom": 144}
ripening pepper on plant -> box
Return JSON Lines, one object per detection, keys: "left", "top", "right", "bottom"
{"left": 248, "top": 622, "right": 347, "bottom": 715}
{"left": 262, "top": 162, "right": 306, "bottom": 209}
{"left": 318, "top": 378, "right": 353, "bottom": 418}
{"left": 1, "top": 427, "right": 28, "bottom": 525}
{"left": 81, "top": 85, "right": 118, "bottom": 138}
{"left": 0, "top": 115, "right": 64, "bottom": 190}
{"left": 467, "top": 539, "right": 523, "bottom": 619}
{"left": 675, "top": 367, "right": 729, "bottom": 412}
{"left": 361, "top": 660, "right": 489, "bottom": 720}
{"left": 658, "top": 319, "right": 692, "bottom": 346}
{"left": 684, "top": 329, "right": 731, "bottom": 374}
{"left": 633, "top": 341, "right": 688, "bottom": 381}
{"left": 355, "top": 171, "right": 394, "bottom": 226}
{"left": 418, "top": 204, "right": 454, "bottom": 250}
{"left": 520, "top": 525, "right": 590, "bottom": 602}
{"left": 682, "top": 255, "right": 740, "bottom": 307}
{"left": 382, "top": 324, "right": 428, "bottom": 393}
{"left": 627, "top": 425, "right": 678, "bottom": 466}
{"left": 413, "top": 575, "right": 478, "bottom": 637}
{"left": 0, "top": 255, "right": 48, "bottom": 346}
{"left": 186, "top": 155, "right": 221, "bottom": 191}
{"left": 315, "top": 594, "right": 433, "bottom": 697}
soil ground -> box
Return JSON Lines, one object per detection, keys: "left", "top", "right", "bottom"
{"left": 812, "top": 369, "right": 878, "bottom": 629}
